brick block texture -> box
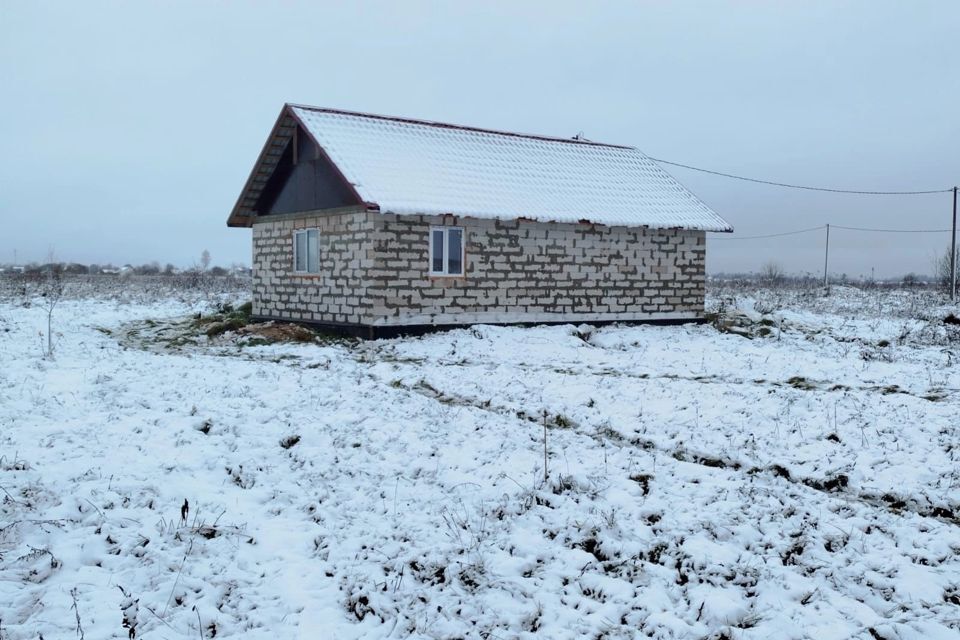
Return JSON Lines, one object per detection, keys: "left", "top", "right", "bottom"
{"left": 252, "top": 210, "right": 706, "bottom": 327}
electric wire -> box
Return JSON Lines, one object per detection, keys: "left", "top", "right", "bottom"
{"left": 830, "top": 225, "right": 952, "bottom": 233}
{"left": 712, "top": 224, "right": 953, "bottom": 239}
{"left": 710, "top": 226, "right": 826, "bottom": 240}
{"left": 650, "top": 157, "right": 954, "bottom": 195}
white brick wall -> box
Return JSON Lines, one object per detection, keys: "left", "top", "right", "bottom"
{"left": 252, "top": 210, "right": 705, "bottom": 329}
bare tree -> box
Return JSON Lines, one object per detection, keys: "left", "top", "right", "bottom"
{"left": 933, "top": 246, "right": 960, "bottom": 293}
{"left": 200, "top": 250, "right": 211, "bottom": 272}
{"left": 760, "top": 261, "right": 785, "bottom": 284}
{"left": 39, "top": 263, "right": 64, "bottom": 358}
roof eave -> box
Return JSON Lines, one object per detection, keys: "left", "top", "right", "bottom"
{"left": 227, "top": 215, "right": 255, "bottom": 228}
{"left": 225, "top": 106, "right": 300, "bottom": 228}
{"left": 375, "top": 203, "right": 733, "bottom": 232}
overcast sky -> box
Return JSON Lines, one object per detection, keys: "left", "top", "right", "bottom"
{"left": 2, "top": 1, "right": 957, "bottom": 277}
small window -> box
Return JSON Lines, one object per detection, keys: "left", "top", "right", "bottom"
{"left": 293, "top": 229, "right": 320, "bottom": 274}
{"left": 429, "top": 226, "right": 464, "bottom": 276}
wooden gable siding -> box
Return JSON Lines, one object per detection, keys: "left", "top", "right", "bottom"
{"left": 254, "top": 125, "right": 361, "bottom": 216}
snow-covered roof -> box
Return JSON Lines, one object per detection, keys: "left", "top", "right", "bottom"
{"left": 229, "top": 105, "right": 731, "bottom": 232}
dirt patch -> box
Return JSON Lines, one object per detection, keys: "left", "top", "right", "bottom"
{"left": 193, "top": 301, "right": 254, "bottom": 337}
{"left": 235, "top": 322, "right": 318, "bottom": 345}
{"left": 117, "top": 302, "right": 333, "bottom": 352}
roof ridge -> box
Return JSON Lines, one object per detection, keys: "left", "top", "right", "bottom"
{"left": 285, "top": 103, "right": 635, "bottom": 151}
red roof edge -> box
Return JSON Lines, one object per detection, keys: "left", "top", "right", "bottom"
{"left": 286, "top": 103, "right": 634, "bottom": 151}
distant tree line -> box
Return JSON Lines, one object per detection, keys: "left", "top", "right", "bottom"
{"left": 713, "top": 246, "right": 959, "bottom": 292}
{"left": 0, "top": 249, "right": 250, "bottom": 278}
{"left": 0, "top": 262, "right": 250, "bottom": 276}
{"left": 710, "top": 269, "right": 939, "bottom": 288}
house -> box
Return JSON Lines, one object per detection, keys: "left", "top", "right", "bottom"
{"left": 227, "top": 104, "right": 732, "bottom": 337}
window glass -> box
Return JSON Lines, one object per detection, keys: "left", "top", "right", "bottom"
{"left": 431, "top": 229, "right": 445, "bottom": 273}
{"left": 307, "top": 229, "right": 319, "bottom": 273}
{"left": 447, "top": 228, "right": 463, "bottom": 275}
{"left": 295, "top": 231, "right": 307, "bottom": 272}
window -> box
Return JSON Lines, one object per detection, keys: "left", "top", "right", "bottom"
{"left": 430, "top": 226, "right": 464, "bottom": 276}
{"left": 293, "top": 229, "right": 320, "bottom": 274}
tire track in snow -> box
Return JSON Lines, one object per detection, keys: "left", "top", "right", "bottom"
{"left": 374, "top": 372, "right": 960, "bottom": 529}
{"left": 112, "top": 322, "right": 960, "bottom": 533}
{"left": 360, "top": 349, "right": 955, "bottom": 403}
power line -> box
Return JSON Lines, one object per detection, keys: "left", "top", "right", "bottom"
{"left": 711, "top": 224, "right": 952, "bottom": 239}
{"left": 711, "top": 226, "right": 825, "bottom": 240}
{"left": 831, "top": 224, "right": 952, "bottom": 233}
{"left": 650, "top": 157, "right": 954, "bottom": 195}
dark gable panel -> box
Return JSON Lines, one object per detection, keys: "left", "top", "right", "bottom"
{"left": 254, "top": 126, "right": 361, "bottom": 215}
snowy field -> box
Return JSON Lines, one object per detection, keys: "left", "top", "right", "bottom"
{"left": 2, "top": 280, "right": 959, "bottom": 639}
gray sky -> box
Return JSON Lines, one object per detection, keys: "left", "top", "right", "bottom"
{"left": 2, "top": 1, "right": 957, "bottom": 277}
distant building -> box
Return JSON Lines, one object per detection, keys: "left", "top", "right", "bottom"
{"left": 227, "top": 104, "right": 731, "bottom": 337}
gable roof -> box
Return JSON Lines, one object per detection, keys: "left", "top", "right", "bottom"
{"left": 228, "top": 104, "right": 732, "bottom": 232}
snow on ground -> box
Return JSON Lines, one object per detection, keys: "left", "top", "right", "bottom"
{"left": 1, "top": 283, "right": 959, "bottom": 639}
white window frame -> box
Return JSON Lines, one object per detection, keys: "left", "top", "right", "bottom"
{"left": 429, "top": 226, "right": 465, "bottom": 277}
{"left": 293, "top": 228, "right": 320, "bottom": 274}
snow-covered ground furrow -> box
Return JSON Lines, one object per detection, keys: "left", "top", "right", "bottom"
{"left": 2, "top": 294, "right": 960, "bottom": 639}
{"left": 373, "top": 318, "right": 960, "bottom": 518}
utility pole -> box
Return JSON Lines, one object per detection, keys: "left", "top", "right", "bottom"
{"left": 952, "top": 186, "right": 957, "bottom": 302}
{"left": 823, "top": 223, "right": 830, "bottom": 292}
